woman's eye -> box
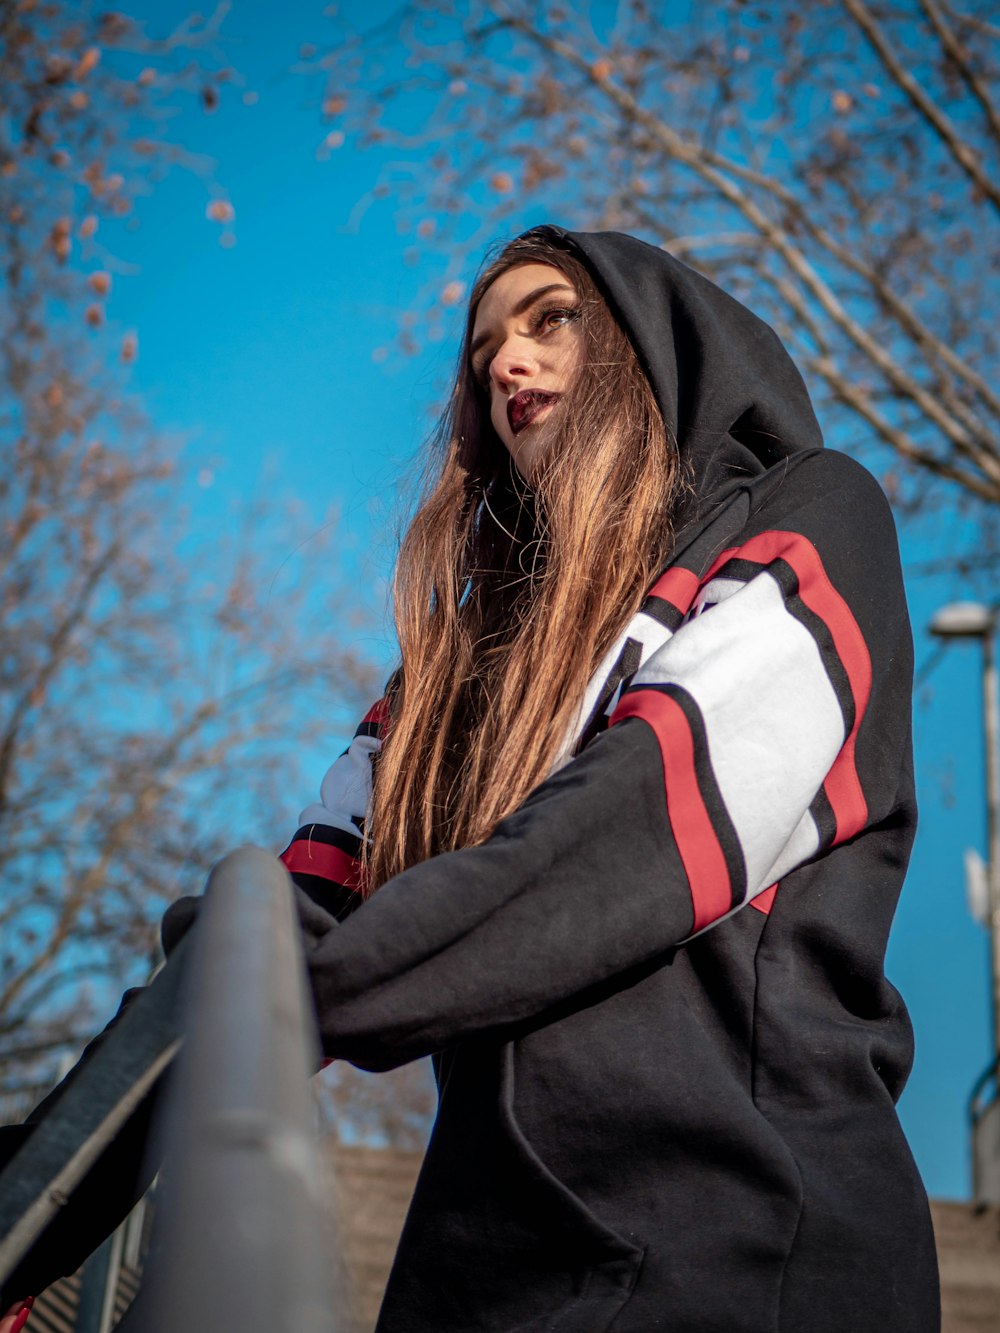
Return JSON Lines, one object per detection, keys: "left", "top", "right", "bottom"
{"left": 537, "top": 306, "right": 579, "bottom": 333}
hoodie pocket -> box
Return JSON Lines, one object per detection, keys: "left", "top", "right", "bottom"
{"left": 498, "top": 1041, "right": 644, "bottom": 1332}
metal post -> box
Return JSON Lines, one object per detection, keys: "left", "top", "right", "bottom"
{"left": 75, "top": 1233, "right": 114, "bottom": 1333}
{"left": 929, "top": 602, "right": 1000, "bottom": 1203}
{"left": 982, "top": 628, "right": 1000, "bottom": 1069}
{"left": 134, "top": 846, "right": 346, "bottom": 1333}
{"left": 76, "top": 1224, "right": 124, "bottom": 1333}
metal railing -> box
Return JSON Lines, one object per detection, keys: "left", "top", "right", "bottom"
{"left": 0, "top": 847, "right": 346, "bottom": 1332}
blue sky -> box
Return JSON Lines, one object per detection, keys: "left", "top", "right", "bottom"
{"left": 95, "top": 0, "right": 993, "bottom": 1200}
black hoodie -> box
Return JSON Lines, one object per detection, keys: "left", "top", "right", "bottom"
{"left": 3, "top": 230, "right": 940, "bottom": 1331}
{"left": 278, "top": 229, "right": 940, "bottom": 1331}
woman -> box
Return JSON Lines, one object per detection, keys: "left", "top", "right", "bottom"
{"left": 1, "top": 227, "right": 939, "bottom": 1331}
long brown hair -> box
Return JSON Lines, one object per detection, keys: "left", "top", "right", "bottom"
{"left": 364, "top": 231, "right": 687, "bottom": 890}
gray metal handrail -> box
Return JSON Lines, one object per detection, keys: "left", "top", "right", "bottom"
{"left": 0, "top": 847, "right": 347, "bottom": 1331}
{"left": 134, "top": 846, "right": 346, "bottom": 1331}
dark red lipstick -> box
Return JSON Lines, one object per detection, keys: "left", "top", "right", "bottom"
{"left": 508, "top": 389, "right": 560, "bottom": 435}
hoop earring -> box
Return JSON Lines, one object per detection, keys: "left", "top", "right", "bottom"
{"left": 518, "top": 535, "right": 544, "bottom": 579}
{"left": 482, "top": 480, "right": 520, "bottom": 543}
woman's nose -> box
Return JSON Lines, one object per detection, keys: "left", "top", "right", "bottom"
{"left": 490, "top": 338, "right": 538, "bottom": 387}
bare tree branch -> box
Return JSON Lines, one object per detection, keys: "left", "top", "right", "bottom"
{"left": 844, "top": 0, "right": 1000, "bottom": 216}
{"left": 920, "top": 0, "right": 1000, "bottom": 150}
{"left": 310, "top": 0, "right": 1000, "bottom": 526}
{"left": 0, "top": 541, "right": 121, "bottom": 817}
{"left": 942, "top": 3, "right": 1000, "bottom": 43}
{"left": 0, "top": 1, "right": 379, "bottom": 1089}
{"left": 501, "top": 11, "right": 1000, "bottom": 487}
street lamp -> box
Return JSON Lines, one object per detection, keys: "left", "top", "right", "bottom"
{"left": 930, "top": 600, "right": 1000, "bottom": 1204}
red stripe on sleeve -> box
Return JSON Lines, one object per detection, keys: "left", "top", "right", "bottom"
{"left": 281, "top": 839, "right": 363, "bottom": 891}
{"left": 750, "top": 883, "right": 778, "bottom": 915}
{"left": 822, "top": 742, "right": 867, "bottom": 844}
{"left": 612, "top": 689, "right": 733, "bottom": 933}
{"left": 701, "top": 531, "right": 871, "bottom": 845}
{"left": 646, "top": 565, "right": 700, "bottom": 614}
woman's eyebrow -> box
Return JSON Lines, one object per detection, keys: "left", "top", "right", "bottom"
{"left": 470, "top": 283, "right": 576, "bottom": 360}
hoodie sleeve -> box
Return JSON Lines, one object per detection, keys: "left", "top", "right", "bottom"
{"left": 305, "top": 451, "right": 912, "bottom": 1070}
{"left": 277, "top": 696, "right": 391, "bottom": 930}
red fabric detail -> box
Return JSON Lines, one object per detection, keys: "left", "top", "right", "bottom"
{"left": 647, "top": 565, "right": 700, "bottom": 613}
{"left": 698, "top": 530, "right": 872, "bottom": 845}
{"left": 750, "top": 883, "right": 778, "bottom": 915}
{"left": 360, "top": 696, "right": 391, "bottom": 732}
{"left": 612, "top": 689, "right": 732, "bottom": 933}
{"left": 281, "top": 839, "right": 364, "bottom": 892}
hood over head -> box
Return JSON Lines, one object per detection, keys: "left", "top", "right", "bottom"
{"left": 534, "top": 226, "right": 824, "bottom": 516}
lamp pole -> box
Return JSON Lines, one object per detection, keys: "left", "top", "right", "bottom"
{"left": 930, "top": 602, "right": 1000, "bottom": 1069}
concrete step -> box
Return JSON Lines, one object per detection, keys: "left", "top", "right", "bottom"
{"left": 26, "top": 1161, "right": 1000, "bottom": 1332}
{"left": 931, "top": 1200, "right": 1000, "bottom": 1333}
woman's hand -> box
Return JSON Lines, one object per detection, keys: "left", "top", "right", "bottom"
{"left": 0, "top": 1298, "right": 34, "bottom": 1332}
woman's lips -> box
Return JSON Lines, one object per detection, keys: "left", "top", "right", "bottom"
{"left": 507, "top": 389, "right": 560, "bottom": 435}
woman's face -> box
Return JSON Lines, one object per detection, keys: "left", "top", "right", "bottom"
{"left": 470, "top": 262, "right": 584, "bottom": 482}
